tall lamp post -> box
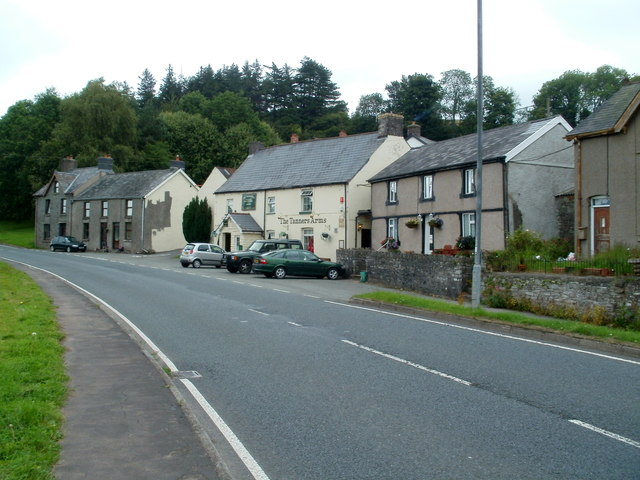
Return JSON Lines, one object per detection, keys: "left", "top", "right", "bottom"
{"left": 471, "top": 0, "right": 484, "bottom": 308}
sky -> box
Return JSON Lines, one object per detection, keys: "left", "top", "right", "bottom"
{"left": 1, "top": 0, "right": 639, "bottom": 118}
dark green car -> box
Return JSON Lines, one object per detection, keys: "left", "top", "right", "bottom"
{"left": 254, "top": 249, "right": 346, "bottom": 280}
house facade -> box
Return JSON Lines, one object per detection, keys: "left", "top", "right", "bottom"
{"left": 368, "top": 116, "right": 574, "bottom": 253}
{"left": 35, "top": 156, "right": 198, "bottom": 253}
{"left": 565, "top": 82, "right": 640, "bottom": 257}
{"left": 209, "top": 114, "right": 412, "bottom": 260}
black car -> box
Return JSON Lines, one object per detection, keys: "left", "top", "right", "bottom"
{"left": 50, "top": 235, "right": 86, "bottom": 252}
{"left": 225, "top": 239, "right": 303, "bottom": 274}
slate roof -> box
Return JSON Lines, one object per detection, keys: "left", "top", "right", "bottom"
{"left": 216, "top": 133, "right": 386, "bottom": 193}
{"left": 368, "top": 117, "right": 565, "bottom": 183}
{"left": 33, "top": 166, "right": 104, "bottom": 197}
{"left": 229, "top": 213, "right": 262, "bottom": 233}
{"left": 74, "top": 168, "right": 183, "bottom": 200}
{"left": 566, "top": 82, "right": 640, "bottom": 139}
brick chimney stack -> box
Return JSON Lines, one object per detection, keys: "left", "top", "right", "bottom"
{"left": 290, "top": 133, "right": 299, "bottom": 143}
{"left": 377, "top": 113, "right": 404, "bottom": 137}
{"left": 407, "top": 121, "right": 421, "bottom": 138}
{"left": 170, "top": 155, "right": 186, "bottom": 170}
{"left": 249, "top": 141, "right": 264, "bottom": 154}
{"left": 97, "top": 154, "right": 114, "bottom": 171}
{"left": 58, "top": 155, "right": 77, "bottom": 172}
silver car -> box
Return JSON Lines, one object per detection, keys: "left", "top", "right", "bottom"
{"left": 180, "top": 243, "right": 226, "bottom": 268}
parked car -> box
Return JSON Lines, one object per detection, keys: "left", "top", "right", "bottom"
{"left": 225, "top": 239, "right": 303, "bottom": 274}
{"left": 49, "top": 236, "right": 86, "bottom": 252}
{"left": 254, "top": 249, "right": 345, "bottom": 280}
{"left": 180, "top": 243, "right": 226, "bottom": 268}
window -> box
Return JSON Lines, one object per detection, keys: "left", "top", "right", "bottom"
{"left": 302, "top": 228, "right": 314, "bottom": 252}
{"left": 463, "top": 168, "right": 475, "bottom": 195}
{"left": 84, "top": 202, "right": 91, "bottom": 218}
{"left": 124, "top": 222, "right": 132, "bottom": 241}
{"left": 53, "top": 181, "right": 59, "bottom": 194}
{"left": 387, "top": 217, "right": 398, "bottom": 239}
{"left": 60, "top": 198, "right": 67, "bottom": 215}
{"left": 422, "top": 175, "right": 433, "bottom": 200}
{"left": 266, "top": 230, "right": 276, "bottom": 239}
{"left": 45, "top": 199, "right": 51, "bottom": 215}
{"left": 82, "top": 223, "right": 90, "bottom": 241}
{"left": 267, "top": 196, "right": 276, "bottom": 214}
{"left": 126, "top": 200, "right": 133, "bottom": 217}
{"left": 226, "top": 198, "right": 234, "bottom": 213}
{"left": 388, "top": 180, "right": 398, "bottom": 203}
{"left": 101, "top": 201, "right": 109, "bottom": 217}
{"left": 462, "top": 212, "right": 476, "bottom": 238}
{"left": 301, "top": 189, "right": 313, "bottom": 213}
{"left": 43, "top": 224, "right": 51, "bottom": 240}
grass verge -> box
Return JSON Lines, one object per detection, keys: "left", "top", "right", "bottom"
{"left": 0, "top": 262, "right": 67, "bottom": 480}
{"left": 0, "top": 221, "right": 35, "bottom": 249}
{"left": 355, "top": 291, "right": 640, "bottom": 345}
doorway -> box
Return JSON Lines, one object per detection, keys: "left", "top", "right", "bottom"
{"left": 591, "top": 196, "right": 610, "bottom": 255}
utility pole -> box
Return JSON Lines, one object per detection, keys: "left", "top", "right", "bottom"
{"left": 471, "top": 0, "right": 483, "bottom": 308}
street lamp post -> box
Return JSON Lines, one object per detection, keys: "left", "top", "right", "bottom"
{"left": 471, "top": 0, "right": 483, "bottom": 308}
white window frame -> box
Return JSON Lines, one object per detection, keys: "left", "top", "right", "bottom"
{"left": 53, "top": 181, "right": 59, "bottom": 194}
{"left": 464, "top": 168, "right": 475, "bottom": 195}
{"left": 462, "top": 212, "right": 476, "bottom": 238}
{"left": 101, "top": 200, "right": 109, "bottom": 217}
{"left": 423, "top": 175, "right": 433, "bottom": 200}
{"left": 267, "top": 196, "right": 276, "bottom": 214}
{"left": 84, "top": 202, "right": 90, "bottom": 218}
{"left": 388, "top": 180, "right": 397, "bottom": 203}
{"left": 126, "top": 199, "right": 133, "bottom": 217}
{"left": 301, "top": 189, "right": 313, "bottom": 213}
{"left": 387, "top": 217, "right": 398, "bottom": 239}
{"left": 60, "top": 198, "right": 67, "bottom": 215}
{"left": 226, "top": 198, "right": 234, "bottom": 213}
{"left": 302, "top": 228, "right": 314, "bottom": 251}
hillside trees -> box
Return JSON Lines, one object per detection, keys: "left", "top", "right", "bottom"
{"left": 182, "top": 196, "right": 212, "bottom": 243}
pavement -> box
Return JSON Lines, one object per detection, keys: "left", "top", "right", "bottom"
{"left": 9, "top": 254, "right": 640, "bottom": 480}
{"left": 14, "top": 264, "right": 228, "bottom": 480}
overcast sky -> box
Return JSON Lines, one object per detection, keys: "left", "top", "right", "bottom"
{"left": 1, "top": 0, "right": 638, "bottom": 118}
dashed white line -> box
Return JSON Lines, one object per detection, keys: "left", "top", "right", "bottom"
{"left": 271, "top": 288, "right": 290, "bottom": 293}
{"left": 249, "top": 309, "right": 268, "bottom": 316}
{"left": 328, "top": 301, "right": 640, "bottom": 366}
{"left": 288, "top": 321, "right": 304, "bottom": 327}
{"left": 342, "top": 339, "right": 472, "bottom": 386}
{"left": 568, "top": 420, "right": 640, "bottom": 449}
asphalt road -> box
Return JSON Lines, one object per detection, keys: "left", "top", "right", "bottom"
{"left": 2, "top": 246, "right": 639, "bottom": 479}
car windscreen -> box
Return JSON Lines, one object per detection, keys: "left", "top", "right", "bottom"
{"left": 248, "top": 242, "right": 268, "bottom": 252}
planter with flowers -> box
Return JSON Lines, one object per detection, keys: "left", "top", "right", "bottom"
{"left": 428, "top": 217, "right": 443, "bottom": 228}
{"left": 405, "top": 218, "right": 420, "bottom": 229}
{"left": 380, "top": 237, "right": 401, "bottom": 250}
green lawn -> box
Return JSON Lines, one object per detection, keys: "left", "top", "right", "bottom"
{"left": 355, "top": 291, "right": 640, "bottom": 345}
{"left": 0, "top": 221, "right": 35, "bottom": 249}
{"left": 0, "top": 262, "right": 67, "bottom": 480}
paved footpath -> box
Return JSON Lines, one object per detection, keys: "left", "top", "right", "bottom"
{"left": 14, "top": 263, "right": 227, "bottom": 480}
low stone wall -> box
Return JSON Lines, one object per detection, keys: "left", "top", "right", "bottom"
{"left": 337, "top": 249, "right": 473, "bottom": 300}
{"left": 483, "top": 272, "right": 640, "bottom": 320}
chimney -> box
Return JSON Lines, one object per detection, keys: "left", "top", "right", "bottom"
{"left": 170, "top": 155, "right": 186, "bottom": 170}
{"left": 58, "top": 155, "right": 77, "bottom": 172}
{"left": 339, "top": 130, "right": 347, "bottom": 137}
{"left": 407, "top": 121, "right": 421, "bottom": 138}
{"left": 97, "top": 154, "right": 114, "bottom": 171}
{"left": 377, "top": 113, "right": 404, "bottom": 137}
{"left": 290, "top": 133, "right": 299, "bottom": 143}
{"left": 249, "top": 141, "right": 264, "bottom": 154}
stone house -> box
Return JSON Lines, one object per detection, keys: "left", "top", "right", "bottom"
{"left": 210, "top": 114, "right": 412, "bottom": 260}
{"left": 565, "top": 82, "right": 640, "bottom": 257}
{"left": 34, "top": 156, "right": 198, "bottom": 253}
{"left": 368, "top": 116, "right": 574, "bottom": 253}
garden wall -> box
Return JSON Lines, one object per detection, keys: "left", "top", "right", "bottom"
{"left": 337, "top": 249, "right": 473, "bottom": 300}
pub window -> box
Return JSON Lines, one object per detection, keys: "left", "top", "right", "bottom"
{"left": 267, "top": 196, "right": 276, "bottom": 214}
{"left": 302, "top": 228, "right": 314, "bottom": 253}
{"left": 226, "top": 198, "right": 234, "bottom": 213}
{"left": 126, "top": 199, "right": 133, "bottom": 217}
{"left": 301, "top": 189, "right": 313, "bottom": 213}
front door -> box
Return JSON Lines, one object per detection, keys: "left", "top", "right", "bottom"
{"left": 112, "top": 222, "right": 120, "bottom": 250}
{"left": 591, "top": 196, "right": 610, "bottom": 255}
{"left": 423, "top": 225, "right": 434, "bottom": 254}
{"left": 100, "top": 222, "right": 108, "bottom": 250}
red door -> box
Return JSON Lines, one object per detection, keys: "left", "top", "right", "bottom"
{"left": 593, "top": 207, "right": 610, "bottom": 254}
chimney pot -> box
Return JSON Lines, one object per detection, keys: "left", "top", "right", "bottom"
{"left": 407, "top": 121, "right": 421, "bottom": 138}
{"left": 249, "top": 141, "right": 265, "bottom": 154}
{"left": 290, "top": 133, "right": 299, "bottom": 143}
{"left": 339, "top": 130, "right": 347, "bottom": 137}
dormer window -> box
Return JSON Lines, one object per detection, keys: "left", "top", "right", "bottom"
{"left": 53, "top": 181, "right": 60, "bottom": 194}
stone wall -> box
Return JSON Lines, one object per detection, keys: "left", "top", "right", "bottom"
{"left": 337, "top": 249, "right": 473, "bottom": 299}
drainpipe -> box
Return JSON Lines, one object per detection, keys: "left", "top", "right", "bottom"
{"left": 343, "top": 184, "right": 348, "bottom": 248}
{"left": 141, "top": 197, "right": 146, "bottom": 252}
{"left": 575, "top": 140, "right": 582, "bottom": 256}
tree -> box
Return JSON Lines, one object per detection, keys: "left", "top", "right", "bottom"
{"left": 350, "top": 93, "right": 387, "bottom": 133}
{"left": 185, "top": 65, "right": 218, "bottom": 99}
{"left": 386, "top": 73, "right": 444, "bottom": 139}
{"left": 293, "top": 57, "right": 345, "bottom": 129}
{"left": 136, "top": 68, "right": 157, "bottom": 109}
{"left": 182, "top": 197, "right": 212, "bottom": 243}
{"left": 158, "top": 65, "right": 184, "bottom": 111}
{"left": 439, "top": 69, "right": 474, "bottom": 123}
{"left": 460, "top": 76, "right": 517, "bottom": 134}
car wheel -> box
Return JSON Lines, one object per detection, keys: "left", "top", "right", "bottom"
{"left": 192, "top": 259, "right": 202, "bottom": 268}
{"left": 50, "top": 246, "right": 55, "bottom": 252}
{"left": 263, "top": 273, "right": 273, "bottom": 278}
{"left": 274, "top": 266, "right": 287, "bottom": 279}
{"left": 66, "top": 246, "right": 71, "bottom": 252}
{"left": 227, "top": 266, "right": 238, "bottom": 273}
{"left": 327, "top": 267, "right": 340, "bottom": 280}
{"left": 181, "top": 262, "right": 189, "bottom": 268}
{"left": 239, "top": 260, "right": 253, "bottom": 274}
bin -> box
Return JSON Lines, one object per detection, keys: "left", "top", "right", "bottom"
{"left": 359, "top": 271, "right": 368, "bottom": 282}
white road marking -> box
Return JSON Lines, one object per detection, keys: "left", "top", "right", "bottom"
{"left": 288, "top": 322, "right": 304, "bottom": 327}
{"left": 342, "top": 339, "right": 472, "bottom": 386}
{"left": 271, "top": 288, "right": 290, "bottom": 293}
{"left": 328, "top": 301, "right": 640, "bottom": 366}
{"left": 568, "top": 420, "right": 640, "bottom": 449}
{"left": 249, "top": 309, "right": 269, "bottom": 316}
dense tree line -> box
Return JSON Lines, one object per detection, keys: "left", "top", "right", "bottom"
{"left": 0, "top": 57, "right": 635, "bottom": 222}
